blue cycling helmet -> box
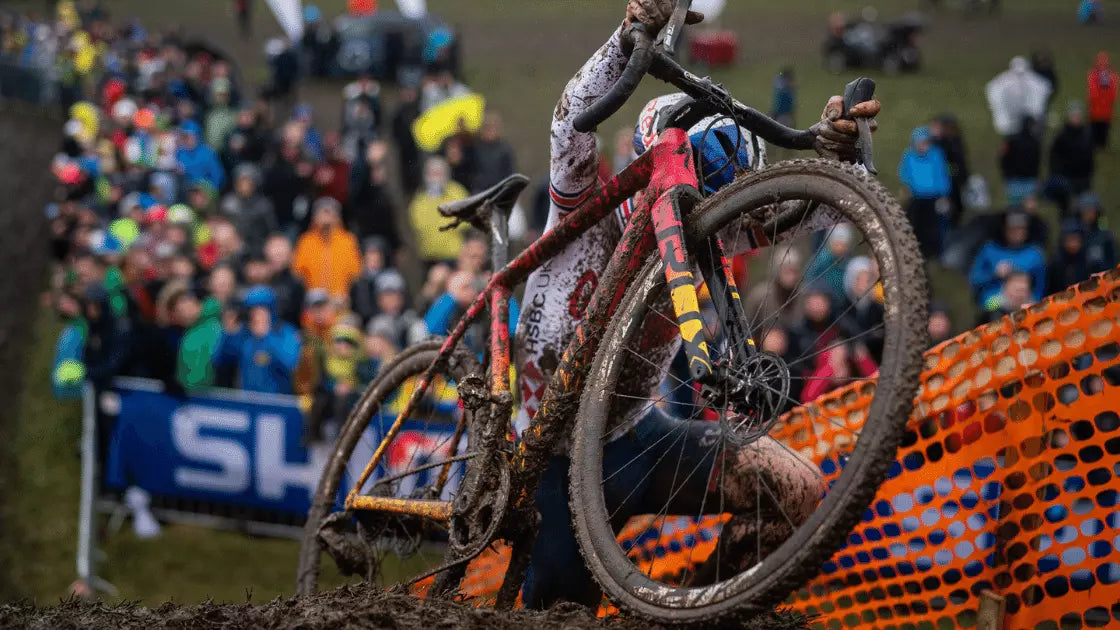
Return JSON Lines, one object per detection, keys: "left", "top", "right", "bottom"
{"left": 632, "top": 95, "right": 754, "bottom": 195}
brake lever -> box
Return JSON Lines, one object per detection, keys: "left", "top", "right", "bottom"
{"left": 655, "top": 0, "right": 693, "bottom": 57}
{"left": 842, "top": 77, "right": 878, "bottom": 175}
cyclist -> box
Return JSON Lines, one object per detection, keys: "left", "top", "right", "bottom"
{"left": 515, "top": 0, "right": 882, "bottom": 608}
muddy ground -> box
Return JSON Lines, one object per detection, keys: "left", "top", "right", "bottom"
{"left": 0, "top": 586, "right": 810, "bottom": 629}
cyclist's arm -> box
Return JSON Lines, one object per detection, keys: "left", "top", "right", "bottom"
{"left": 547, "top": 27, "right": 629, "bottom": 216}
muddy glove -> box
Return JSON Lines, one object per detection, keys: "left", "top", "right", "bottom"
{"left": 625, "top": 0, "right": 704, "bottom": 34}
{"left": 810, "top": 96, "right": 881, "bottom": 162}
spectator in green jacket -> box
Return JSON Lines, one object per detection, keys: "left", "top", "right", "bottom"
{"left": 171, "top": 289, "right": 223, "bottom": 391}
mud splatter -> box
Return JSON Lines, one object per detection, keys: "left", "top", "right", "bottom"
{"left": 0, "top": 587, "right": 810, "bottom": 629}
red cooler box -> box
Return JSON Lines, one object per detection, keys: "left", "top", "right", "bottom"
{"left": 689, "top": 30, "right": 738, "bottom": 67}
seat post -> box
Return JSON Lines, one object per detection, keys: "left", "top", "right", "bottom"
{"left": 489, "top": 204, "right": 511, "bottom": 271}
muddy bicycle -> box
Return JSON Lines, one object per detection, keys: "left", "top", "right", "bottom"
{"left": 296, "top": 9, "right": 928, "bottom": 624}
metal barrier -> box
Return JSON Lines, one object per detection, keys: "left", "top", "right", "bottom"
{"left": 0, "top": 61, "right": 58, "bottom": 106}
{"left": 73, "top": 383, "right": 116, "bottom": 596}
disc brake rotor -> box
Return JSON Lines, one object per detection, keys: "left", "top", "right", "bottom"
{"left": 708, "top": 351, "right": 791, "bottom": 446}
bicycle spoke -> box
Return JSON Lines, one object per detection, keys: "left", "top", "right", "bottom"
{"left": 790, "top": 375, "right": 878, "bottom": 381}
{"left": 371, "top": 452, "right": 479, "bottom": 490}
{"left": 756, "top": 465, "right": 798, "bottom": 530}
{"left": 607, "top": 409, "right": 699, "bottom": 521}
{"left": 685, "top": 386, "right": 732, "bottom": 583}
{"left": 755, "top": 443, "right": 762, "bottom": 570}
{"left": 684, "top": 427, "right": 723, "bottom": 579}
{"left": 600, "top": 387, "right": 701, "bottom": 483}
{"left": 647, "top": 417, "right": 694, "bottom": 580}
{"left": 752, "top": 222, "right": 836, "bottom": 334}
{"left": 754, "top": 232, "right": 869, "bottom": 341}
{"left": 784, "top": 280, "right": 877, "bottom": 365}
{"left": 642, "top": 415, "right": 739, "bottom": 579}
{"left": 611, "top": 387, "right": 706, "bottom": 413}
{"left": 786, "top": 322, "right": 886, "bottom": 371}
{"left": 748, "top": 203, "right": 811, "bottom": 334}
{"left": 754, "top": 379, "right": 860, "bottom": 439}
{"left": 625, "top": 345, "right": 688, "bottom": 388}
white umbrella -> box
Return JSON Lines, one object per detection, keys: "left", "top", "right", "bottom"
{"left": 264, "top": 0, "right": 304, "bottom": 41}
{"left": 397, "top": 0, "right": 427, "bottom": 19}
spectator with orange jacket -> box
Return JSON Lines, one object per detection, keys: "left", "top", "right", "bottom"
{"left": 292, "top": 198, "right": 362, "bottom": 299}
{"left": 1088, "top": 51, "right": 1118, "bottom": 149}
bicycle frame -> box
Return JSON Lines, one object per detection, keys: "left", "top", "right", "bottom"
{"left": 344, "top": 127, "right": 752, "bottom": 522}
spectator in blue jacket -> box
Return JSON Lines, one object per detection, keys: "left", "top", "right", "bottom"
{"left": 82, "top": 283, "right": 132, "bottom": 391}
{"left": 1077, "top": 192, "right": 1118, "bottom": 274}
{"left": 969, "top": 212, "right": 1047, "bottom": 309}
{"left": 215, "top": 285, "right": 301, "bottom": 394}
{"left": 52, "top": 289, "right": 87, "bottom": 400}
{"left": 425, "top": 270, "right": 479, "bottom": 339}
{"left": 771, "top": 67, "right": 796, "bottom": 127}
{"left": 175, "top": 119, "right": 226, "bottom": 190}
{"left": 425, "top": 270, "right": 519, "bottom": 351}
{"left": 899, "top": 126, "right": 952, "bottom": 258}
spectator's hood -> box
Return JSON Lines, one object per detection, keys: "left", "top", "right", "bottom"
{"left": 910, "top": 126, "right": 931, "bottom": 148}
{"left": 179, "top": 119, "right": 202, "bottom": 139}
{"left": 243, "top": 285, "right": 278, "bottom": 316}
{"left": 200, "top": 296, "right": 222, "bottom": 321}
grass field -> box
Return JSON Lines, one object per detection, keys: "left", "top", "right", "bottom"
{"left": 2, "top": 0, "right": 1118, "bottom": 607}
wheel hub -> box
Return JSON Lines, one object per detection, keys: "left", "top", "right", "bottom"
{"left": 703, "top": 351, "right": 791, "bottom": 445}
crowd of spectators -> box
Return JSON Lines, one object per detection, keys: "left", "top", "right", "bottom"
{"left": 897, "top": 52, "right": 1117, "bottom": 330}
{"left": 8, "top": 2, "right": 518, "bottom": 443}
{"left": 7, "top": 3, "right": 1118, "bottom": 433}
{"left": 703, "top": 48, "right": 1119, "bottom": 406}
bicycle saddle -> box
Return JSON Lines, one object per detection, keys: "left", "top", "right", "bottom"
{"left": 438, "top": 173, "right": 530, "bottom": 232}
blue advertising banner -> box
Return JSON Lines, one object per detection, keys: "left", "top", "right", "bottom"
{"left": 105, "top": 378, "right": 326, "bottom": 516}
{"left": 103, "top": 377, "right": 468, "bottom": 520}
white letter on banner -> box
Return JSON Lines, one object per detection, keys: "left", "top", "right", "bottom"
{"left": 171, "top": 406, "right": 251, "bottom": 493}
{"left": 255, "top": 414, "right": 325, "bottom": 501}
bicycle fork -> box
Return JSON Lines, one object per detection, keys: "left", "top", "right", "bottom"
{"left": 651, "top": 186, "right": 757, "bottom": 384}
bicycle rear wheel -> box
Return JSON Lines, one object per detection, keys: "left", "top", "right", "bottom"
{"left": 296, "top": 340, "right": 481, "bottom": 595}
{"left": 570, "top": 159, "right": 928, "bottom": 623}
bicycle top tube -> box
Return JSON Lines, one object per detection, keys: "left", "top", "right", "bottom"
{"left": 435, "top": 127, "right": 699, "bottom": 368}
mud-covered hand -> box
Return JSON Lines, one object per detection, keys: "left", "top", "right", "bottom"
{"left": 810, "top": 96, "right": 881, "bottom": 162}
{"left": 625, "top": 0, "right": 704, "bottom": 34}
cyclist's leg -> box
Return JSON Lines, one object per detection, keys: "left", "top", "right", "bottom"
{"left": 523, "top": 433, "right": 653, "bottom": 609}
{"left": 632, "top": 406, "right": 824, "bottom": 581}
{"left": 523, "top": 454, "right": 598, "bottom": 609}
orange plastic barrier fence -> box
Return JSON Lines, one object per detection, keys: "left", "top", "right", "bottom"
{"left": 776, "top": 267, "right": 1120, "bottom": 630}
{"left": 452, "top": 267, "right": 1120, "bottom": 629}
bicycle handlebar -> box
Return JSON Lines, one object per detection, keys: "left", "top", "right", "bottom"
{"left": 572, "top": 23, "right": 655, "bottom": 133}
{"left": 572, "top": 16, "right": 878, "bottom": 169}
{"left": 648, "top": 50, "right": 818, "bottom": 150}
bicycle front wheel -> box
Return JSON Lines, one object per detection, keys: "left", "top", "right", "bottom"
{"left": 570, "top": 159, "right": 928, "bottom": 623}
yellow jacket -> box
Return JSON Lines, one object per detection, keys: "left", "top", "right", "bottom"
{"left": 408, "top": 182, "right": 469, "bottom": 262}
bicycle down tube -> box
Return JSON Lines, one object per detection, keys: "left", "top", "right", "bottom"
{"left": 345, "top": 127, "right": 719, "bottom": 521}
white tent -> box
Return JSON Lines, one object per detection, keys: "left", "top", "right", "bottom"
{"left": 265, "top": 0, "right": 304, "bottom": 41}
